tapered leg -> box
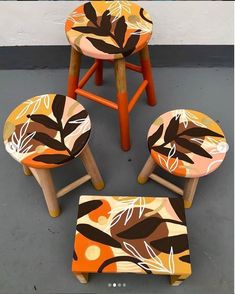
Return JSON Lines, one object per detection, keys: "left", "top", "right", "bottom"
{"left": 114, "top": 58, "right": 130, "bottom": 151}
{"left": 183, "top": 177, "right": 199, "bottom": 208}
{"left": 23, "top": 165, "right": 32, "bottom": 176}
{"left": 79, "top": 145, "right": 104, "bottom": 190}
{"left": 67, "top": 47, "right": 81, "bottom": 99}
{"left": 138, "top": 156, "right": 156, "bottom": 184}
{"left": 75, "top": 273, "right": 88, "bottom": 283}
{"left": 95, "top": 59, "right": 103, "bottom": 86}
{"left": 139, "top": 45, "right": 157, "bottom": 106}
{"left": 30, "top": 168, "right": 60, "bottom": 217}
{"left": 170, "top": 274, "right": 191, "bottom": 286}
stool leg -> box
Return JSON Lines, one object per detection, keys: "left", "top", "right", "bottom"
{"left": 95, "top": 59, "right": 103, "bottom": 86}
{"left": 75, "top": 273, "right": 88, "bottom": 283}
{"left": 170, "top": 274, "right": 191, "bottom": 286}
{"left": 67, "top": 47, "right": 81, "bottom": 99}
{"left": 23, "top": 165, "right": 32, "bottom": 176}
{"left": 30, "top": 168, "right": 60, "bottom": 217}
{"left": 114, "top": 58, "right": 130, "bottom": 151}
{"left": 183, "top": 177, "right": 199, "bottom": 208}
{"left": 139, "top": 45, "right": 157, "bottom": 106}
{"left": 138, "top": 156, "right": 156, "bottom": 184}
{"left": 79, "top": 145, "right": 104, "bottom": 190}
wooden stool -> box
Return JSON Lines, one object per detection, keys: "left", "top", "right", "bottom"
{"left": 138, "top": 109, "right": 228, "bottom": 208}
{"left": 65, "top": 1, "right": 157, "bottom": 151}
{"left": 3, "top": 94, "right": 104, "bottom": 217}
{"left": 72, "top": 195, "right": 192, "bottom": 286}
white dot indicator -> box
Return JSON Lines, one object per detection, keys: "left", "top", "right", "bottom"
{"left": 118, "top": 283, "right": 122, "bottom": 287}
{"left": 113, "top": 283, "right": 117, "bottom": 287}
{"left": 108, "top": 283, "right": 112, "bottom": 287}
{"left": 123, "top": 283, "right": 126, "bottom": 287}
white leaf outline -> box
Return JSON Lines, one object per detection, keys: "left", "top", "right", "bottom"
{"left": 106, "top": 0, "right": 131, "bottom": 23}
{"left": 123, "top": 242, "right": 144, "bottom": 260}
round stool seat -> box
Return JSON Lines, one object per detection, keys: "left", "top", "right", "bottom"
{"left": 65, "top": 1, "right": 153, "bottom": 60}
{"left": 3, "top": 94, "right": 91, "bottom": 169}
{"left": 147, "top": 109, "right": 228, "bottom": 178}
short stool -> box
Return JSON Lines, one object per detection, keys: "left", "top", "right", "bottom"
{"left": 138, "top": 109, "right": 228, "bottom": 208}
{"left": 3, "top": 94, "right": 104, "bottom": 217}
{"left": 65, "top": 1, "right": 156, "bottom": 151}
{"left": 72, "top": 195, "right": 192, "bottom": 286}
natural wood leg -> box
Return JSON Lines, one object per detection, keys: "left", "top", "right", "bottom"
{"left": 170, "top": 274, "right": 191, "bottom": 286}
{"left": 114, "top": 58, "right": 130, "bottom": 151}
{"left": 67, "top": 47, "right": 81, "bottom": 99}
{"left": 23, "top": 165, "right": 32, "bottom": 176}
{"left": 75, "top": 273, "right": 88, "bottom": 283}
{"left": 183, "top": 177, "right": 199, "bottom": 208}
{"left": 79, "top": 145, "right": 104, "bottom": 190}
{"left": 139, "top": 45, "right": 157, "bottom": 106}
{"left": 138, "top": 156, "right": 156, "bottom": 184}
{"left": 95, "top": 59, "right": 103, "bottom": 86}
{"left": 30, "top": 168, "right": 60, "bottom": 217}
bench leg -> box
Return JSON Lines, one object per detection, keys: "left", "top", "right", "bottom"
{"left": 170, "top": 274, "right": 191, "bottom": 286}
{"left": 183, "top": 178, "right": 199, "bottom": 208}
{"left": 95, "top": 59, "right": 103, "bottom": 86}
{"left": 79, "top": 145, "right": 104, "bottom": 191}
{"left": 23, "top": 165, "right": 32, "bottom": 176}
{"left": 67, "top": 47, "right": 81, "bottom": 99}
{"left": 138, "top": 156, "right": 156, "bottom": 184}
{"left": 75, "top": 273, "right": 88, "bottom": 283}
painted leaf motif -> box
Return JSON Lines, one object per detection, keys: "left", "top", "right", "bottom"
{"left": 72, "top": 26, "right": 107, "bottom": 36}
{"left": 100, "top": 10, "right": 111, "bottom": 34}
{"left": 179, "top": 255, "right": 191, "bottom": 264}
{"left": 52, "top": 94, "right": 65, "bottom": 122}
{"left": 164, "top": 115, "right": 180, "bottom": 143}
{"left": 168, "top": 198, "right": 186, "bottom": 224}
{"left": 73, "top": 250, "right": 78, "bottom": 261}
{"left": 114, "top": 16, "right": 127, "bottom": 47}
{"left": 148, "top": 124, "right": 164, "bottom": 149}
{"left": 175, "top": 137, "right": 212, "bottom": 158}
{"left": 33, "top": 154, "right": 71, "bottom": 164}
{"left": 71, "top": 130, "right": 90, "bottom": 156}
{"left": 123, "top": 31, "right": 140, "bottom": 56}
{"left": 87, "top": 37, "right": 120, "bottom": 54}
{"left": 77, "top": 200, "right": 103, "bottom": 219}
{"left": 180, "top": 127, "right": 224, "bottom": 138}
{"left": 153, "top": 146, "right": 194, "bottom": 164}
{"left": 32, "top": 132, "right": 65, "bottom": 150}
{"left": 63, "top": 110, "right": 88, "bottom": 138}
{"left": 150, "top": 234, "right": 189, "bottom": 254}
{"left": 27, "top": 114, "right": 59, "bottom": 130}
{"left": 84, "top": 2, "right": 97, "bottom": 24}
{"left": 76, "top": 224, "right": 122, "bottom": 248}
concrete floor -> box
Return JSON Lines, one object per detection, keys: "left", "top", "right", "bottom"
{"left": 0, "top": 67, "right": 233, "bottom": 294}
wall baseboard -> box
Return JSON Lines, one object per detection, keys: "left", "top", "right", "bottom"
{"left": 0, "top": 45, "right": 233, "bottom": 69}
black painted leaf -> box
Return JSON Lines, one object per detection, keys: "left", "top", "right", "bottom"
{"left": 33, "top": 154, "right": 71, "bottom": 164}
{"left": 72, "top": 26, "right": 107, "bottom": 36}
{"left": 152, "top": 146, "right": 194, "bottom": 164}
{"left": 78, "top": 200, "right": 103, "bottom": 219}
{"left": 180, "top": 127, "right": 224, "bottom": 138}
{"left": 76, "top": 224, "right": 121, "bottom": 248}
{"left": 73, "top": 250, "right": 78, "bottom": 261}
{"left": 164, "top": 115, "right": 180, "bottom": 143}
{"left": 27, "top": 114, "right": 59, "bottom": 130}
{"left": 71, "top": 130, "right": 90, "bottom": 156}
{"left": 100, "top": 10, "right": 111, "bottom": 34}
{"left": 150, "top": 234, "right": 189, "bottom": 254}
{"left": 63, "top": 110, "right": 88, "bottom": 138}
{"left": 175, "top": 137, "right": 212, "bottom": 158}
{"left": 84, "top": 2, "right": 97, "bottom": 24}
{"left": 87, "top": 37, "right": 120, "bottom": 54}
{"left": 114, "top": 16, "right": 127, "bottom": 47}
{"left": 123, "top": 31, "right": 140, "bottom": 57}
{"left": 148, "top": 124, "right": 164, "bottom": 149}
{"left": 179, "top": 255, "right": 191, "bottom": 264}
{"left": 168, "top": 198, "right": 186, "bottom": 224}
{"left": 140, "top": 8, "right": 153, "bottom": 24}
{"left": 32, "top": 132, "right": 65, "bottom": 150}
{"left": 117, "top": 217, "right": 163, "bottom": 239}
{"left": 52, "top": 94, "right": 65, "bottom": 122}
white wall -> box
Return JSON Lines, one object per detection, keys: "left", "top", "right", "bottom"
{"left": 0, "top": 1, "right": 233, "bottom": 46}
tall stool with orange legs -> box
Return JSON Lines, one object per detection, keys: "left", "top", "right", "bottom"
{"left": 65, "top": 1, "right": 157, "bottom": 151}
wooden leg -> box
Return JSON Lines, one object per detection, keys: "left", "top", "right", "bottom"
{"left": 30, "top": 168, "right": 60, "bottom": 217}
{"left": 23, "top": 165, "right": 32, "bottom": 176}
{"left": 114, "top": 58, "right": 130, "bottom": 151}
{"left": 75, "top": 273, "right": 88, "bottom": 283}
{"left": 95, "top": 59, "right": 103, "bottom": 86}
{"left": 67, "top": 47, "right": 81, "bottom": 99}
{"left": 170, "top": 274, "right": 191, "bottom": 286}
{"left": 79, "top": 145, "right": 104, "bottom": 190}
{"left": 183, "top": 177, "right": 199, "bottom": 208}
{"left": 139, "top": 45, "right": 157, "bottom": 106}
{"left": 138, "top": 156, "right": 156, "bottom": 184}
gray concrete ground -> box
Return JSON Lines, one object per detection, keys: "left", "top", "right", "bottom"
{"left": 0, "top": 67, "right": 233, "bottom": 294}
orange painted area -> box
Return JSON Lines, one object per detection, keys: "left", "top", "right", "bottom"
{"left": 88, "top": 199, "right": 111, "bottom": 222}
